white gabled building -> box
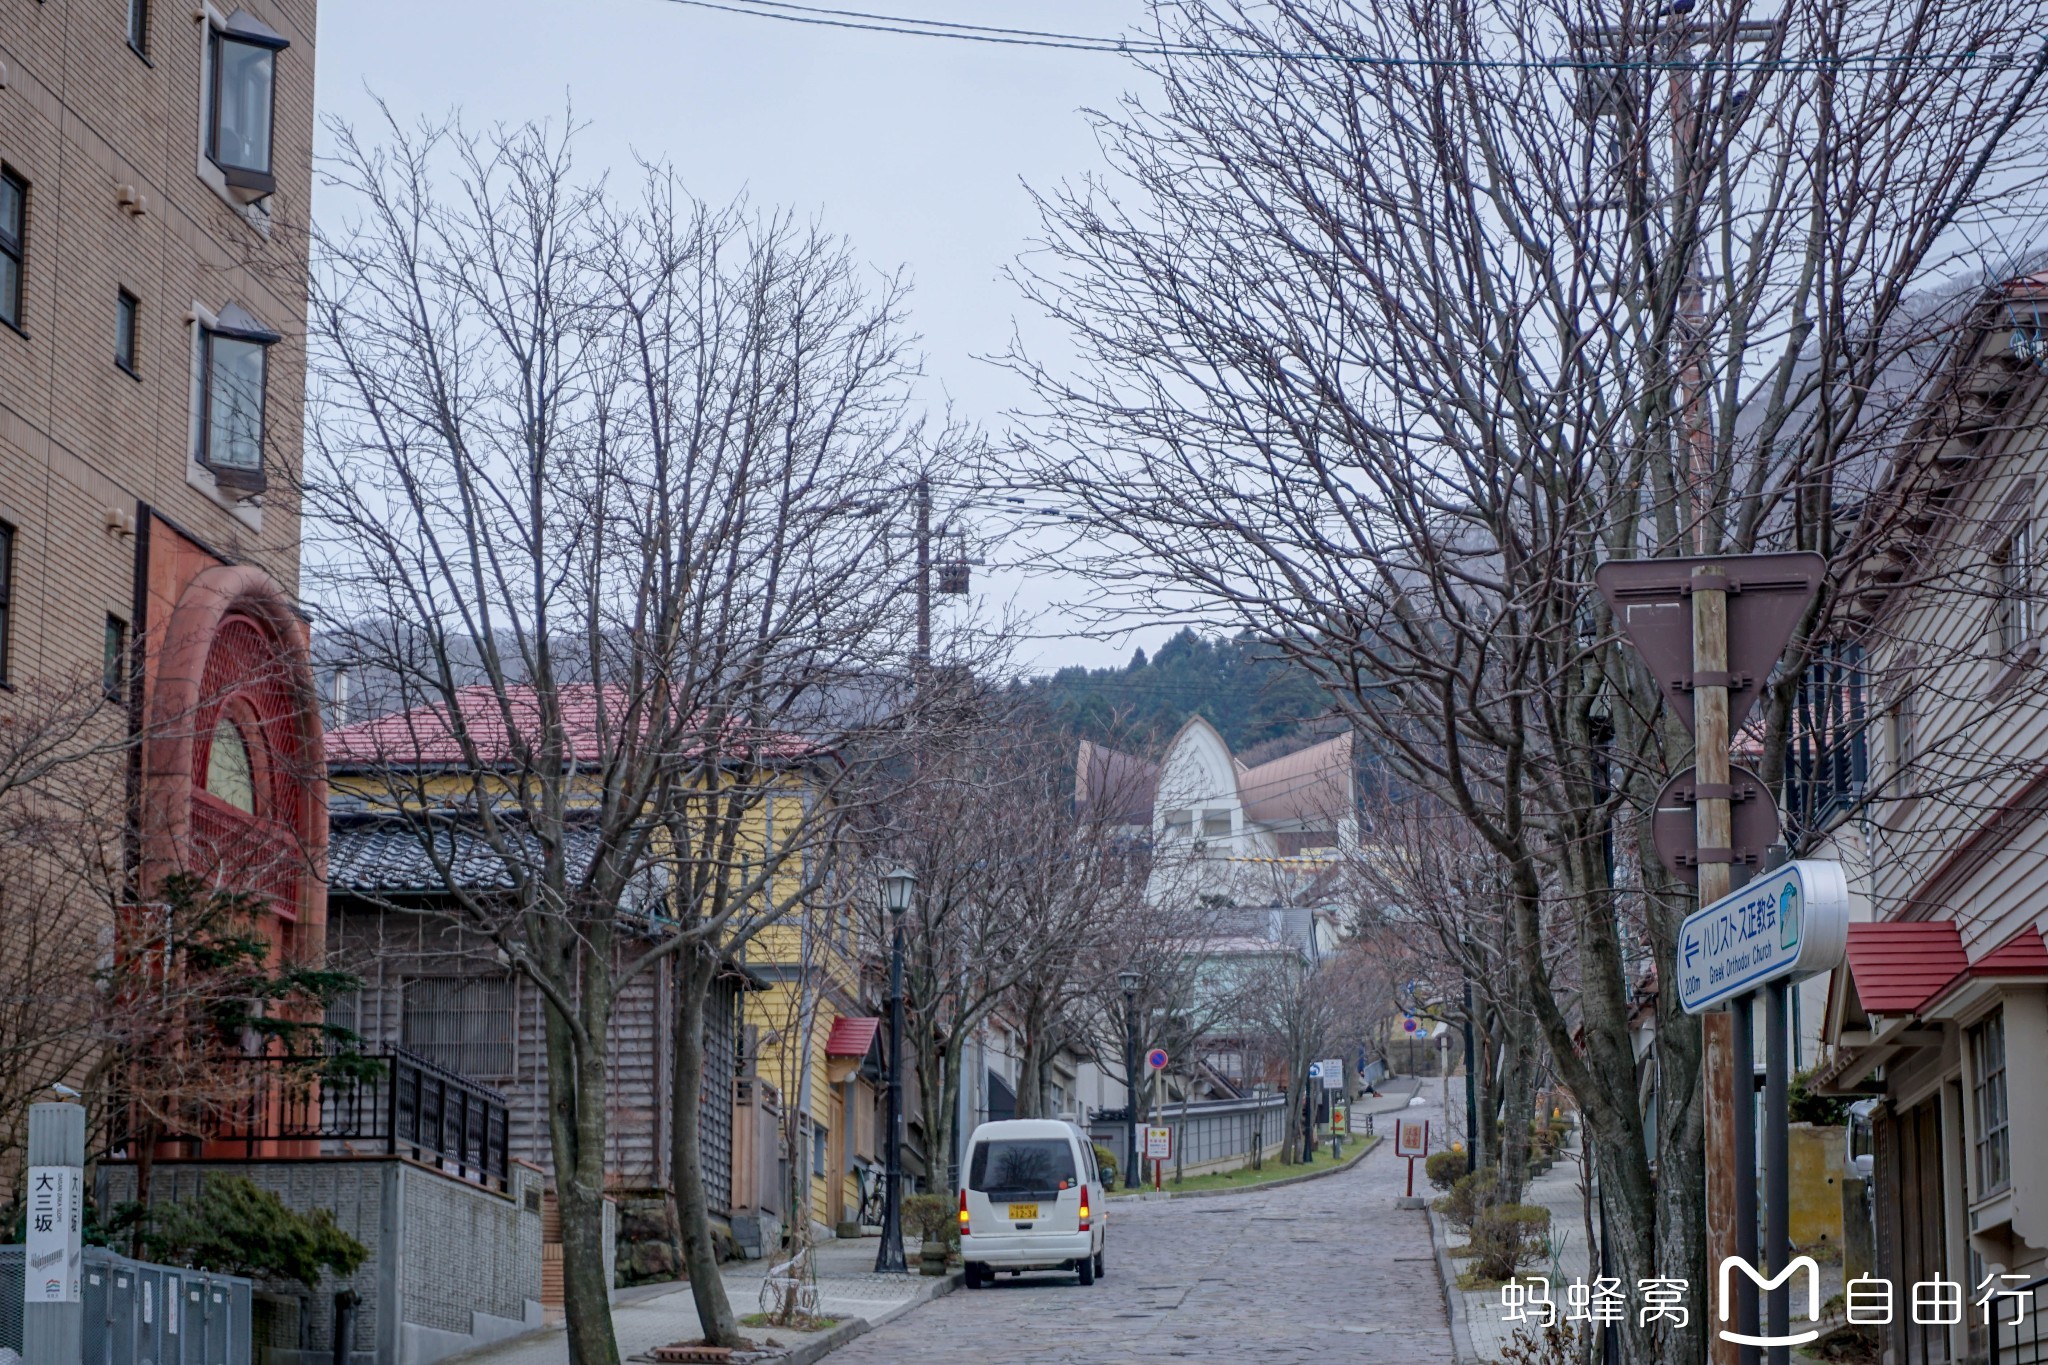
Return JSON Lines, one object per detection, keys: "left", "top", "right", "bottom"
{"left": 1081, "top": 715, "right": 1359, "bottom": 918}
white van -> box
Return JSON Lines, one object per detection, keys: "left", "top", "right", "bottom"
{"left": 957, "top": 1119, "right": 1106, "bottom": 1289}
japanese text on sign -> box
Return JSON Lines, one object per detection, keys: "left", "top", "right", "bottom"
{"left": 24, "top": 1164, "right": 82, "bottom": 1305}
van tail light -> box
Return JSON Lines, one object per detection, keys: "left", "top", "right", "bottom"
{"left": 958, "top": 1187, "right": 970, "bottom": 1234}
{"left": 1078, "top": 1184, "right": 1090, "bottom": 1232}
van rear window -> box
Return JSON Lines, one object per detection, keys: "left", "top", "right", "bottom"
{"left": 968, "top": 1139, "right": 1077, "bottom": 1197}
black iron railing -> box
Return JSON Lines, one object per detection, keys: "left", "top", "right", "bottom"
{"left": 1990, "top": 1274, "right": 2048, "bottom": 1365}
{"left": 205, "top": 1046, "right": 511, "bottom": 1191}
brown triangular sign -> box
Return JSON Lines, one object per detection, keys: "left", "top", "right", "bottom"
{"left": 1593, "top": 552, "right": 1826, "bottom": 734}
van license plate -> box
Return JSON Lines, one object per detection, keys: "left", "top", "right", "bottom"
{"left": 1007, "top": 1203, "right": 1038, "bottom": 1220}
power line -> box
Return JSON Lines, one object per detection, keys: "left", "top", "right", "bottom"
{"left": 654, "top": 0, "right": 2031, "bottom": 73}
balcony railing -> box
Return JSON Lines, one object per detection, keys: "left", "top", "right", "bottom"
{"left": 197, "top": 1046, "right": 511, "bottom": 1192}
{"left": 1989, "top": 1273, "right": 2048, "bottom": 1365}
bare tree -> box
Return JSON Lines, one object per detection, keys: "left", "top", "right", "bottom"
{"left": 1348, "top": 791, "right": 1552, "bottom": 1196}
{"left": 858, "top": 693, "right": 1094, "bottom": 1189}
{"left": 1006, "top": 1, "right": 2048, "bottom": 1355}
{"left": 0, "top": 680, "right": 129, "bottom": 1190}
{"left": 307, "top": 114, "right": 949, "bottom": 1360}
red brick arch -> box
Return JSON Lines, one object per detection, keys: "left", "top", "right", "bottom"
{"left": 141, "top": 564, "right": 325, "bottom": 932}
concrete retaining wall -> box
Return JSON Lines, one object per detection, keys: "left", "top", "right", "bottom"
{"left": 100, "top": 1157, "right": 543, "bottom": 1365}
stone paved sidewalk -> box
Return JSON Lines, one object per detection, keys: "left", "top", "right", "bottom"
{"left": 1432, "top": 1138, "right": 1852, "bottom": 1364}
{"left": 448, "top": 1236, "right": 956, "bottom": 1364}
{"left": 1432, "top": 1143, "right": 1596, "bottom": 1363}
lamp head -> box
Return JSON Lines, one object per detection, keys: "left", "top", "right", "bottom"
{"left": 882, "top": 867, "right": 917, "bottom": 918}
{"left": 1118, "top": 969, "right": 1140, "bottom": 996}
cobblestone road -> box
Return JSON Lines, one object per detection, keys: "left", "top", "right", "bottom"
{"left": 825, "top": 1095, "right": 1456, "bottom": 1365}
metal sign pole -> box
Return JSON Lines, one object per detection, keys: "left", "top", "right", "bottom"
{"left": 24, "top": 1102, "right": 84, "bottom": 1365}
{"left": 1765, "top": 979, "right": 1792, "bottom": 1364}
{"left": 1732, "top": 992, "right": 1760, "bottom": 1361}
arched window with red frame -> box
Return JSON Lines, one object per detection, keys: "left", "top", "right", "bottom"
{"left": 188, "top": 612, "right": 311, "bottom": 922}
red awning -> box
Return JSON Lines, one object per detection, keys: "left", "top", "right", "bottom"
{"left": 1970, "top": 925, "right": 2048, "bottom": 977}
{"left": 1844, "top": 922, "right": 1968, "bottom": 1014}
{"left": 825, "top": 1016, "right": 881, "bottom": 1059}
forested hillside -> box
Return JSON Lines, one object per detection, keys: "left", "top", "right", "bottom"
{"left": 1015, "top": 628, "right": 1332, "bottom": 753}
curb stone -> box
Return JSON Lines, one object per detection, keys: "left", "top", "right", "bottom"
{"left": 1107, "top": 1135, "right": 1383, "bottom": 1202}
{"left": 804, "top": 1270, "right": 961, "bottom": 1363}
{"left": 1426, "top": 1202, "right": 1484, "bottom": 1365}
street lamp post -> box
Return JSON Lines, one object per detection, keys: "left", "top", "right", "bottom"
{"left": 1118, "top": 970, "right": 1141, "bottom": 1190}
{"left": 876, "top": 867, "right": 917, "bottom": 1274}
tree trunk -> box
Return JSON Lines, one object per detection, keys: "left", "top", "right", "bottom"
{"left": 671, "top": 949, "right": 739, "bottom": 1348}
{"left": 1280, "top": 1072, "right": 1303, "bottom": 1165}
{"left": 541, "top": 945, "right": 618, "bottom": 1365}
{"left": 1474, "top": 1011, "right": 1498, "bottom": 1176}
{"left": 916, "top": 1026, "right": 964, "bottom": 1195}
{"left": 1013, "top": 1011, "right": 1047, "bottom": 1120}
{"left": 1499, "top": 1014, "right": 1538, "bottom": 1204}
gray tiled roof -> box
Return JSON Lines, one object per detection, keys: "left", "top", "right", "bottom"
{"left": 326, "top": 818, "right": 609, "bottom": 894}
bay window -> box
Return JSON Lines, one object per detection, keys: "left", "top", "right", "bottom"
{"left": 205, "top": 12, "right": 288, "bottom": 195}
{"left": 197, "top": 303, "right": 279, "bottom": 491}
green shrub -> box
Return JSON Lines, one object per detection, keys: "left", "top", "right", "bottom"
{"left": 1435, "top": 1168, "right": 1499, "bottom": 1232}
{"left": 1093, "top": 1143, "right": 1119, "bottom": 1187}
{"left": 1468, "top": 1203, "right": 1551, "bottom": 1283}
{"left": 136, "top": 1176, "right": 366, "bottom": 1289}
{"left": 901, "top": 1192, "right": 957, "bottom": 1246}
{"left": 1425, "top": 1150, "right": 1467, "bottom": 1193}
{"left": 1790, "top": 1070, "right": 1851, "bottom": 1127}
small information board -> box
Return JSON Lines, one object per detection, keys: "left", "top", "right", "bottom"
{"left": 1394, "top": 1117, "right": 1430, "bottom": 1159}
{"left": 1145, "top": 1126, "right": 1172, "bottom": 1160}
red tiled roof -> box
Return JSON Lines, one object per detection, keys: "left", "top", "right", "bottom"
{"left": 1970, "top": 926, "right": 2048, "bottom": 977}
{"left": 825, "top": 1017, "right": 880, "bottom": 1059}
{"left": 326, "top": 684, "right": 821, "bottom": 769}
{"left": 1844, "top": 922, "right": 1968, "bottom": 1014}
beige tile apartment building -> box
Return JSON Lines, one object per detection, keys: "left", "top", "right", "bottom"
{"left": 0, "top": 0, "right": 327, "bottom": 1126}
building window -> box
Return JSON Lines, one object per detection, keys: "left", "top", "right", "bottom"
{"left": 813, "top": 1125, "right": 829, "bottom": 1178}
{"left": 103, "top": 617, "right": 127, "bottom": 702}
{"left": 128, "top": 0, "right": 150, "bottom": 56}
{"left": 205, "top": 14, "right": 288, "bottom": 194}
{"left": 1201, "top": 810, "right": 1232, "bottom": 839}
{"left": 196, "top": 304, "right": 279, "bottom": 490}
{"left": 402, "top": 976, "right": 515, "bottom": 1078}
{"left": 1993, "top": 520, "right": 2034, "bottom": 654}
{"left": 0, "top": 168, "right": 25, "bottom": 331}
{"left": 1971, "top": 1010, "right": 2010, "bottom": 1197}
{"left": 1888, "top": 687, "right": 1917, "bottom": 798}
{"left": 1785, "top": 642, "right": 1867, "bottom": 835}
{"left": 0, "top": 521, "right": 13, "bottom": 684}
{"left": 204, "top": 715, "right": 256, "bottom": 812}
{"left": 116, "top": 290, "right": 140, "bottom": 377}
{"left": 1163, "top": 810, "right": 1192, "bottom": 839}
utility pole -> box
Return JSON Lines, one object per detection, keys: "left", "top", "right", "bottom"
{"left": 1693, "top": 567, "right": 1755, "bottom": 1365}
{"left": 913, "top": 474, "right": 931, "bottom": 672}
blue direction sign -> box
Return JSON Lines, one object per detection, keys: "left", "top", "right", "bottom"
{"left": 1676, "top": 860, "right": 1851, "bottom": 1014}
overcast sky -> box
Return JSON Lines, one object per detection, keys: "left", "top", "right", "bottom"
{"left": 314, "top": 0, "right": 1174, "bottom": 674}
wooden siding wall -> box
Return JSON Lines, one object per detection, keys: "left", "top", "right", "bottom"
{"left": 329, "top": 903, "right": 672, "bottom": 1191}
{"left": 1870, "top": 384, "right": 2048, "bottom": 948}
